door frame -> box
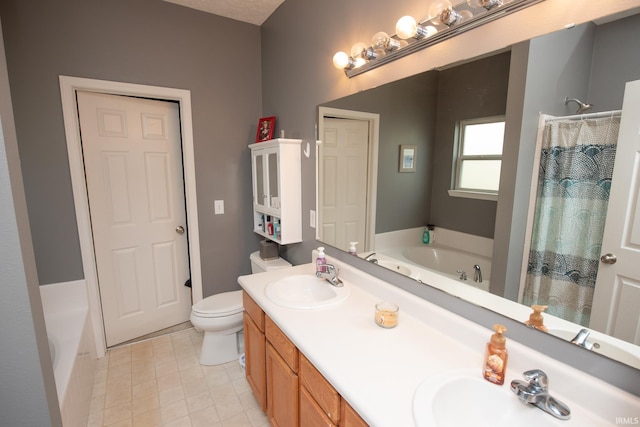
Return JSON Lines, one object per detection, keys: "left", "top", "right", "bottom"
{"left": 59, "top": 76, "right": 202, "bottom": 357}
{"left": 316, "top": 107, "right": 379, "bottom": 251}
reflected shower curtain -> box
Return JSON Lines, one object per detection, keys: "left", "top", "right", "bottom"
{"left": 523, "top": 116, "right": 620, "bottom": 326}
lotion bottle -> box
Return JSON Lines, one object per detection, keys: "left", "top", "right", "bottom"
{"left": 525, "top": 305, "right": 548, "bottom": 332}
{"left": 483, "top": 324, "right": 508, "bottom": 385}
{"left": 316, "top": 247, "right": 326, "bottom": 273}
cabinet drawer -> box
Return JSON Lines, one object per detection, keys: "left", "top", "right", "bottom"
{"left": 242, "top": 291, "right": 264, "bottom": 332}
{"left": 265, "top": 316, "right": 299, "bottom": 373}
{"left": 341, "top": 400, "right": 369, "bottom": 427}
{"left": 300, "top": 385, "right": 337, "bottom": 427}
{"left": 300, "top": 353, "right": 340, "bottom": 425}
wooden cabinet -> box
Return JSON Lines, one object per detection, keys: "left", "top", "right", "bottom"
{"left": 243, "top": 292, "right": 368, "bottom": 427}
{"left": 243, "top": 293, "right": 266, "bottom": 411}
{"left": 341, "top": 401, "right": 368, "bottom": 427}
{"left": 300, "top": 353, "right": 340, "bottom": 425}
{"left": 249, "top": 138, "right": 302, "bottom": 244}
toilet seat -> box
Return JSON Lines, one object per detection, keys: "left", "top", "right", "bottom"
{"left": 192, "top": 290, "right": 243, "bottom": 318}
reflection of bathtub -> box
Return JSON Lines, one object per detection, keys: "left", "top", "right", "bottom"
{"left": 376, "top": 245, "right": 492, "bottom": 292}
{"left": 41, "top": 281, "right": 97, "bottom": 427}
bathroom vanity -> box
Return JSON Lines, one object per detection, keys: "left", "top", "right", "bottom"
{"left": 239, "top": 255, "right": 640, "bottom": 426}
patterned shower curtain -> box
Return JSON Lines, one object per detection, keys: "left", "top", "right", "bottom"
{"left": 522, "top": 115, "right": 620, "bottom": 326}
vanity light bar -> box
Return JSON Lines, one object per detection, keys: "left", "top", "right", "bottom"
{"left": 340, "top": 0, "right": 546, "bottom": 78}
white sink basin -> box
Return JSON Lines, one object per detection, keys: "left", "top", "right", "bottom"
{"left": 413, "top": 371, "right": 595, "bottom": 427}
{"left": 265, "top": 274, "right": 351, "bottom": 309}
{"left": 376, "top": 260, "right": 413, "bottom": 277}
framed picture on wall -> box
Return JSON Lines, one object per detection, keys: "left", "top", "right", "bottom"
{"left": 256, "top": 116, "right": 276, "bottom": 142}
{"left": 399, "top": 144, "right": 417, "bottom": 172}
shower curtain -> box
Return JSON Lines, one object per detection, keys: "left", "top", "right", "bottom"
{"left": 522, "top": 115, "right": 620, "bottom": 326}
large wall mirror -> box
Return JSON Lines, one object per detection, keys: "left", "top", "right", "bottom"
{"left": 316, "top": 10, "right": 640, "bottom": 370}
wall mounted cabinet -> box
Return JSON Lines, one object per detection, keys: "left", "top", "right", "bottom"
{"left": 249, "top": 138, "right": 302, "bottom": 244}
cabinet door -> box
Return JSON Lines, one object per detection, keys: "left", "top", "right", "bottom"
{"left": 266, "top": 342, "right": 299, "bottom": 427}
{"left": 252, "top": 151, "right": 266, "bottom": 210}
{"left": 300, "top": 354, "right": 340, "bottom": 424}
{"left": 266, "top": 150, "right": 280, "bottom": 210}
{"left": 300, "top": 386, "right": 337, "bottom": 427}
{"left": 244, "top": 312, "right": 266, "bottom": 411}
{"left": 341, "top": 401, "right": 368, "bottom": 427}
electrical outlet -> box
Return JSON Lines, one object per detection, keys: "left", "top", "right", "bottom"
{"left": 310, "top": 210, "right": 316, "bottom": 228}
{"left": 214, "top": 200, "right": 224, "bottom": 215}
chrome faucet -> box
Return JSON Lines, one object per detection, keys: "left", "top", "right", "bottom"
{"left": 473, "top": 264, "right": 482, "bottom": 283}
{"left": 510, "top": 369, "right": 571, "bottom": 420}
{"left": 570, "top": 329, "right": 593, "bottom": 350}
{"left": 364, "top": 252, "right": 378, "bottom": 263}
{"left": 316, "top": 264, "right": 344, "bottom": 287}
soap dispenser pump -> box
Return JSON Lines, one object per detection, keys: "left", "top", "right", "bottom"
{"left": 525, "top": 305, "right": 548, "bottom": 332}
{"left": 483, "top": 324, "right": 508, "bottom": 385}
{"left": 316, "top": 247, "right": 326, "bottom": 272}
{"left": 348, "top": 242, "right": 358, "bottom": 255}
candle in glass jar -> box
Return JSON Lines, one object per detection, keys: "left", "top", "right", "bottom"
{"left": 375, "top": 301, "right": 399, "bottom": 328}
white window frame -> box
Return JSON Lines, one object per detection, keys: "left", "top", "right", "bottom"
{"left": 449, "top": 115, "right": 505, "bottom": 201}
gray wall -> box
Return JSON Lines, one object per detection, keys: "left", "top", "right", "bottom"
{"left": 0, "top": 0, "right": 263, "bottom": 296}
{"left": 323, "top": 71, "right": 438, "bottom": 234}
{"left": 430, "top": 51, "right": 510, "bottom": 238}
{"left": 0, "top": 21, "right": 61, "bottom": 426}
{"left": 322, "top": 52, "right": 510, "bottom": 239}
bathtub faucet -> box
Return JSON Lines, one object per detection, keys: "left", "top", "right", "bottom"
{"left": 456, "top": 269, "right": 467, "bottom": 280}
{"left": 364, "top": 253, "right": 378, "bottom": 263}
{"left": 473, "top": 264, "right": 482, "bottom": 283}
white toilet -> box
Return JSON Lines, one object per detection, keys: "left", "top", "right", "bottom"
{"left": 190, "top": 251, "right": 292, "bottom": 365}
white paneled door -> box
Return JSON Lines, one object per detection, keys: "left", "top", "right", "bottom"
{"left": 591, "top": 79, "right": 640, "bottom": 345}
{"left": 319, "top": 117, "right": 370, "bottom": 252}
{"left": 77, "top": 91, "right": 191, "bottom": 347}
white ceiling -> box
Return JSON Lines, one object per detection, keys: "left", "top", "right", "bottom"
{"left": 162, "top": 0, "right": 285, "bottom": 25}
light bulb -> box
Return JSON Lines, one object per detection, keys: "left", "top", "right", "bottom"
{"left": 396, "top": 15, "right": 438, "bottom": 40}
{"left": 396, "top": 16, "right": 418, "bottom": 39}
{"left": 429, "top": 0, "right": 460, "bottom": 26}
{"left": 350, "top": 42, "right": 368, "bottom": 59}
{"left": 332, "top": 51, "right": 350, "bottom": 70}
{"left": 371, "top": 32, "right": 389, "bottom": 52}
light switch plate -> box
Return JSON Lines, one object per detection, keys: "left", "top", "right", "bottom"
{"left": 310, "top": 210, "right": 316, "bottom": 228}
{"left": 214, "top": 200, "right": 224, "bottom": 215}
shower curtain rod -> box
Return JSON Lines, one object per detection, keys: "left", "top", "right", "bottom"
{"left": 544, "top": 109, "right": 622, "bottom": 122}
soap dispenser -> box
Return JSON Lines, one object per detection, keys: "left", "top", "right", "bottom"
{"left": 348, "top": 242, "right": 358, "bottom": 255}
{"left": 525, "top": 305, "right": 548, "bottom": 332}
{"left": 422, "top": 224, "right": 435, "bottom": 244}
{"left": 316, "top": 247, "right": 326, "bottom": 272}
{"left": 483, "top": 324, "right": 508, "bottom": 385}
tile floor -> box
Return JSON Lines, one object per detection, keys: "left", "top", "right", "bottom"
{"left": 87, "top": 328, "right": 269, "bottom": 427}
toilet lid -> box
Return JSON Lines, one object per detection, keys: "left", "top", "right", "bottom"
{"left": 192, "top": 290, "right": 243, "bottom": 317}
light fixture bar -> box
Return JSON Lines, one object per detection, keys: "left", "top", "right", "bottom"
{"left": 344, "top": 0, "right": 545, "bottom": 78}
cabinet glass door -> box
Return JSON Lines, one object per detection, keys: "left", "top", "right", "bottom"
{"left": 267, "top": 152, "right": 279, "bottom": 210}
{"left": 255, "top": 153, "right": 266, "bottom": 209}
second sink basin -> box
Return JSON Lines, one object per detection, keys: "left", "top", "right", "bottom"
{"left": 413, "top": 371, "right": 595, "bottom": 427}
{"left": 265, "top": 274, "right": 351, "bottom": 309}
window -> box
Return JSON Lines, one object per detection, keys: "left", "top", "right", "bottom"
{"left": 451, "top": 116, "right": 505, "bottom": 200}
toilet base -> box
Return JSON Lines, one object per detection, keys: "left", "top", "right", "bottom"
{"left": 199, "top": 331, "right": 240, "bottom": 366}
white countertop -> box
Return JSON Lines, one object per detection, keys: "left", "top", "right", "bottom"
{"left": 238, "top": 256, "right": 640, "bottom": 426}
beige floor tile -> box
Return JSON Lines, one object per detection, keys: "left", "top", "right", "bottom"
{"left": 159, "top": 384, "right": 185, "bottom": 406}
{"left": 183, "top": 378, "right": 209, "bottom": 398}
{"left": 215, "top": 396, "right": 244, "bottom": 421}
{"left": 190, "top": 406, "right": 220, "bottom": 427}
{"left": 102, "top": 401, "right": 132, "bottom": 426}
{"left": 88, "top": 328, "right": 262, "bottom": 427}
{"left": 157, "top": 371, "right": 182, "bottom": 392}
{"left": 161, "top": 399, "right": 189, "bottom": 424}
{"left": 186, "top": 390, "right": 214, "bottom": 414}
{"left": 132, "top": 393, "right": 159, "bottom": 416}
{"left": 132, "top": 408, "right": 162, "bottom": 427}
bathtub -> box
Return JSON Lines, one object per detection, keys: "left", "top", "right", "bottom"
{"left": 40, "top": 281, "right": 97, "bottom": 427}
{"left": 375, "top": 244, "right": 492, "bottom": 292}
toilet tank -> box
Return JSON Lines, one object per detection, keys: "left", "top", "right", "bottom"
{"left": 250, "top": 251, "right": 292, "bottom": 274}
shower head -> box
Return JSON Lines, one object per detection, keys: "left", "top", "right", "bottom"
{"left": 564, "top": 96, "right": 594, "bottom": 114}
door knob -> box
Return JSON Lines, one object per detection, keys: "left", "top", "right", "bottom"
{"left": 600, "top": 253, "right": 617, "bottom": 264}
{"left": 176, "top": 225, "right": 185, "bottom": 235}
